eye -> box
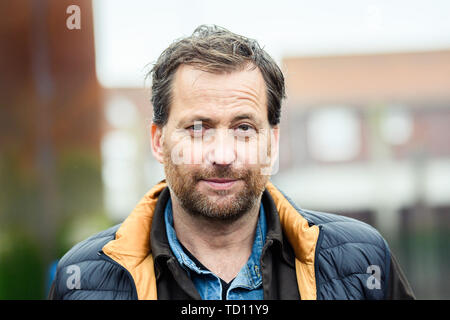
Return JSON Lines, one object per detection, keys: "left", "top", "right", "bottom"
{"left": 235, "top": 123, "right": 256, "bottom": 136}
{"left": 238, "top": 124, "right": 251, "bottom": 131}
{"left": 186, "top": 122, "right": 206, "bottom": 135}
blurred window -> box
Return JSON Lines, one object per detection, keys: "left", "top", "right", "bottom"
{"left": 102, "top": 95, "right": 140, "bottom": 221}
{"left": 380, "top": 107, "right": 413, "bottom": 146}
{"left": 306, "top": 107, "right": 361, "bottom": 162}
{"left": 284, "top": 108, "right": 307, "bottom": 169}
{"left": 105, "top": 95, "right": 139, "bottom": 129}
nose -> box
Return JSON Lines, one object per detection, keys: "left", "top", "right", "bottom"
{"left": 206, "top": 128, "right": 236, "bottom": 166}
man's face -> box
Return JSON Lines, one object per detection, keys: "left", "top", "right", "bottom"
{"left": 151, "top": 64, "right": 279, "bottom": 221}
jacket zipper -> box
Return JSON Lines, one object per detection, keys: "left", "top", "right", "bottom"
{"left": 97, "top": 250, "right": 139, "bottom": 300}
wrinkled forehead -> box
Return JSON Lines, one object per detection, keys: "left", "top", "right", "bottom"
{"left": 169, "top": 64, "right": 268, "bottom": 124}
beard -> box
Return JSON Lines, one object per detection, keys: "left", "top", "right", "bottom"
{"left": 163, "top": 150, "right": 268, "bottom": 222}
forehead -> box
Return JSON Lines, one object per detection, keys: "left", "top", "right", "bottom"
{"left": 169, "top": 64, "right": 268, "bottom": 124}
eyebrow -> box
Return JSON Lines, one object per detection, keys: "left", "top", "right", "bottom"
{"left": 178, "top": 113, "right": 261, "bottom": 127}
{"left": 233, "top": 113, "right": 259, "bottom": 123}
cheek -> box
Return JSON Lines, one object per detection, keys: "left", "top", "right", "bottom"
{"left": 234, "top": 137, "right": 255, "bottom": 165}
{"left": 163, "top": 148, "right": 199, "bottom": 182}
{"left": 235, "top": 134, "right": 273, "bottom": 167}
{"left": 165, "top": 136, "right": 205, "bottom": 166}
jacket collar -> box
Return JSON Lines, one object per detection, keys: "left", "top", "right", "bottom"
{"left": 102, "top": 179, "right": 319, "bottom": 300}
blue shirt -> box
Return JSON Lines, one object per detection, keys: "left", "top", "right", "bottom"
{"left": 164, "top": 198, "right": 267, "bottom": 300}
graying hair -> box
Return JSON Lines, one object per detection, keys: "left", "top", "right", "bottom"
{"left": 148, "top": 24, "right": 285, "bottom": 127}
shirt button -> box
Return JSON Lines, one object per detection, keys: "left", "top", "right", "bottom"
{"left": 254, "top": 265, "right": 261, "bottom": 278}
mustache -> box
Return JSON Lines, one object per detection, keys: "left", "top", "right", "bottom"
{"left": 193, "top": 166, "right": 250, "bottom": 181}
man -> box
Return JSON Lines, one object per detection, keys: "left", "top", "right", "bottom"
{"left": 49, "top": 25, "right": 414, "bottom": 300}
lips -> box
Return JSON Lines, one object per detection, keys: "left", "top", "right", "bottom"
{"left": 201, "top": 178, "right": 239, "bottom": 190}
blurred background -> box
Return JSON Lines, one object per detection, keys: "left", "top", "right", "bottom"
{"left": 1, "top": 0, "right": 449, "bottom": 299}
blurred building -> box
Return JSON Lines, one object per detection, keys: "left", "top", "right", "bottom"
{"left": 0, "top": 0, "right": 103, "bottom": 298}
{"left": 277, "top": 50, "right": 450, "bottom": 231}
{"left": 1, "top": 0, "right": 101, "bottom": 154}
{"left": 273, "top": 50, "right": 450, "bottom": 298}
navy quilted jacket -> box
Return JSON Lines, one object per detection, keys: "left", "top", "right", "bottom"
{"left": 49, "top": 182, "right": 413, "bottom": 300}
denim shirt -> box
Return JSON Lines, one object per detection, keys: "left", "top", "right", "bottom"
{"left": 164, "top": 198, "right": 267, "bottom": 300}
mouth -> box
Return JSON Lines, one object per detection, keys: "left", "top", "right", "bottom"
{"left": 200, "top": 178, "right": 239, "bottom": 190}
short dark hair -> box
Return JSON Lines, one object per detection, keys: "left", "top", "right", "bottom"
{"left": 148, "top": 25, "right": 285, "bottom": 127}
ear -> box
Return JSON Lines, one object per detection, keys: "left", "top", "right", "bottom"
{"left": 151, "top": 123, "right": 164, "bottom": 164}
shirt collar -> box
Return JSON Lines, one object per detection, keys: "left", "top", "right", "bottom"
{"left": 164, "top": 197, "right": 267, "bottom": 289}
{"left": 164, "top": 199, "right": 209, "bottom": 275}
{"left": 233, "top": 204, "right": 266, "bottom": 289}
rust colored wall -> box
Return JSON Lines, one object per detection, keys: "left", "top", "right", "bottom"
{"left": 283, "top": 50, "right": 450, "bottom": 105}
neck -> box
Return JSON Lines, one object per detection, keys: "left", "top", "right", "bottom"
{"left": 169, "top": 191, "right": 261, "bottom": 282}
